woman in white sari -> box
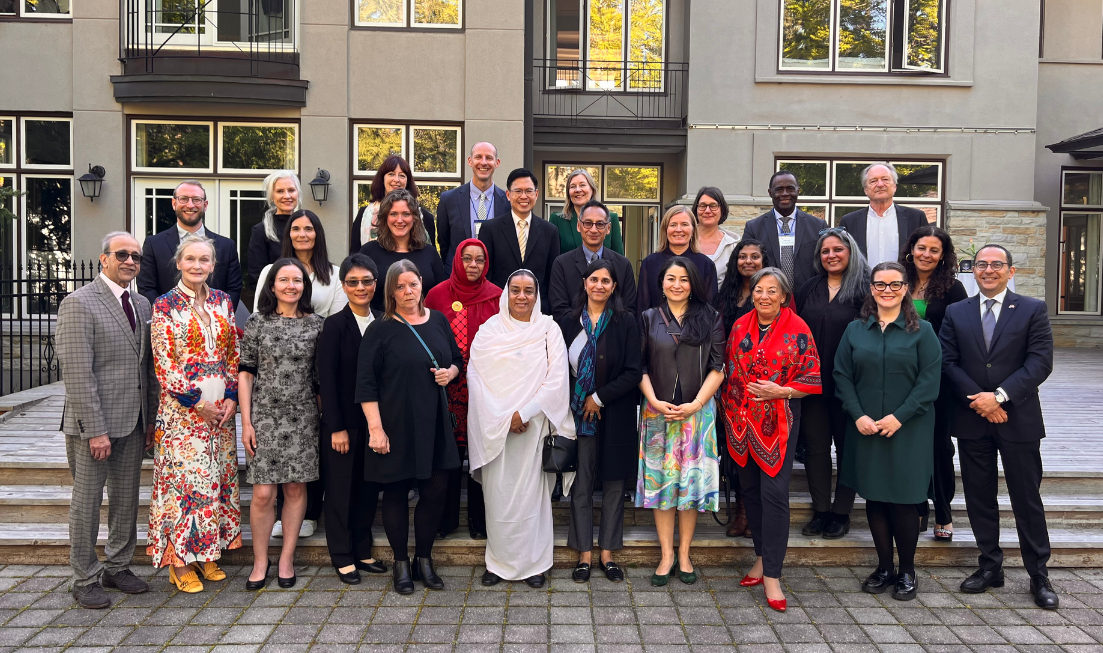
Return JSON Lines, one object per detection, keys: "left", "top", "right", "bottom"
{"left": 468, "top": 269, "right": 576, "bottom": 588}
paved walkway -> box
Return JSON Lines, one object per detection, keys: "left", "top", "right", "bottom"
{"left": 0, "top": 564, "right": 1099, "bottom": 652}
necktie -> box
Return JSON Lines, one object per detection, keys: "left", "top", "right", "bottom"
{"left": 982, "top": 298, "right": 997, "bottom": 351}
{"left": 517, "top": 218, "right": 528, "bottom": 261}
{"left": 120, "top": 290, "right": 136, "bottom": 332}
{"left": 477, "top": 192, "right": 488, "bottom": 223}
{"left": 780, "top": 217, "right": 795, "bottom": 283}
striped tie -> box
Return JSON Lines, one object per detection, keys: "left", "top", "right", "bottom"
{"left": 517, "top": 218, "right": 528, "bottom": 261}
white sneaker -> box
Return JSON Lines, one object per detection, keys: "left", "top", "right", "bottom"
{"left": 271, "top": 521, "right": 283, "bottom": 538}
{"left": 299, "top": 519, "right": 317, "bottom": 537}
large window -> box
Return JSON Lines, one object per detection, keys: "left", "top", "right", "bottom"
{"left": 132, "top": 119, "right": 298, "bottom": 174}
{"left": 547, "top": 0, "right": 665, "bottom": 91}
{"left": 142, "top": 0, "right": 296, "bottom": 49}
{"left": 775, "top": 158, "right": 944, "bottom": 226}
{"left": 1059, "top": 170, "right": 1103, "bottom": 315}
{"left": 354, "top": 0, "right": 462, "bottom": 28}
{"left": 0, "top": 0, "right": 71, "bottom": 18}
{"left": 351, "top": 122, "right": 462, "bottom": 223}
{"left": 779, "top": 0, "right": 946, "bottom": 74}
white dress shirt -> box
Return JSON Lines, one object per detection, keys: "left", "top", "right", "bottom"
{"left": 979, "top": 287, "right": 1008, "bottom": 322}
{"left": 773, "top": 209, "right": 797, "bottom": 234}
{"left": 865, "top": 203, "right": 899, "bottom": 267}
{"left": 352, "top": 309, "right": 375, "bottom": 335}
{"left": 98, "top": 273, "right": 132, "bottom": 310}
{"left": 177, "top": 223, "right": 206, "bottom": 240}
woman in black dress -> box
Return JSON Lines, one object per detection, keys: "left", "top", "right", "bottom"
{"left": 900, "top": 226, "right": 968, "bottom": 541}
{"left": 359, "top": 189, "right": 447, "bottom": 313}
{"left": 356, "top": 259, "right": 461, "bottom": 594}
{"left": 636, "top": 205, "right": 719, "bottom": 313}
{"left": 349, "top": 155, "right": 436, "bottom": 253}
{"left": 795, "top": 227, "right": 870, "bottom": 540}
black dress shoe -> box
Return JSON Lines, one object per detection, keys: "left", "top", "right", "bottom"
{"left": 960, "top": 568, "right": 1004, "bottom": 593}
{"left": 481, "top": 570, "right": 501, "bottom": 586}
{"left": 392, "top": 560, "right": 415, "bottom": 594}
{"left": 1030, "top": 575, "right": 1060, "bottom": 610}
{"left": 336, "top": 568, "right": 361, "bottom": 585}
{"left": 245, "top": 560, "right": 273, "bottom": 591}
{"left": 892, "top": 572, "right": 918, "bottom": 601}
{"left": 413, "top": 556, "right": 444, "bottom": 590}
{"left": 822, "top": 514, "right": 851, "bottom": 539}
{"left": 572, "top": 562, "right": 591, "bottom": 583}
{"left": 525, "top": 573, "right": 546, "bottom": 588}
{"left": 599, "top": 560, "right": 625, "bottom": 582}
{"left": 862, "top": 567, "right": 896, "bottom": 594}
{"left": 101, "top": 569, "right": 149, "bottom": 594}
{"left": 802, "top": 511, "right": 830, "bottom": 536}
{"left": 468, "top": 523, "right": 487, "bottom": 540}
{"left": 72, "top": 583, "right": 111, "bottom": 609}
{"left": 277, "top": 573, "right": 297, "bottom": 589}
{"left": 355, "top": 559, "right": 388, "bottom": 574}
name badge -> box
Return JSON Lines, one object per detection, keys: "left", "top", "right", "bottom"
{"left": 474, "top": 220, "right": 486, "bottom": 236}
{"left": 779, "top": 234, "right": 796, "bottom": 248}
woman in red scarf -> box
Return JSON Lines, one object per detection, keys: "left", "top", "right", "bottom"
{"left": 425, "top": 238, "right": 502, "bottom": 540}
{"left": 720, "top": 267, "right": 821, "bottom": 612}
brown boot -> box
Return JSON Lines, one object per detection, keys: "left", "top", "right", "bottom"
{"left": 726, "top": 497, "right": 749, "bottom": 538}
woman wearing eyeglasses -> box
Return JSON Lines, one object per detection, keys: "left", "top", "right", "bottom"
{"left": 693, "top": 187, "right": 739, "bottom": 287}
{"left": 833, "top": 261, "right": 942, "bottom": 601}
{"left": 550, "top": 169, "right": 625, "bottom": 255}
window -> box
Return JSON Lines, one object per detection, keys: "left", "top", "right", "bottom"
{"left": 131, "top": 120, "right": 297, "bottom": 174}
{"left": 548, "top": 0, "right": 665, "bottom": 91}
{"left": 350, "top": 122, "right": 462, "bottom": 222}
{"left": 779, "top": 0, "right": 946, "bottom": 73}
{"left": 354, "top": 0, "right": 462, "bottom": 28}
{"left": 218, "top": 123, "right": 298, "bottom": 173}
{"left": 133, "top": 121, "right": 213, "bottom": 173}
{"left": 1058, "top": 170, "right": 1103, "bottom": 315}
{"left": 143, "top": 0, "right": 296, "bottom": 49}
{"left": 775, "top": 158, "right": 943, "bottom": 226}
{"left": 0, "top": 0, "right": 71, "bottom": 18}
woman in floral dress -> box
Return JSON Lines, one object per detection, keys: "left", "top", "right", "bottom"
{"left": 148, "top": 235, "right": 241, "bottom": 594}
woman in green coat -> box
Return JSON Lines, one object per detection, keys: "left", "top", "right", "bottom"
{"left": 550, "top": 169, "right": 625, "bottom": 255}
{"left": 834, "top": 261, "right": 941, "bottom": 603}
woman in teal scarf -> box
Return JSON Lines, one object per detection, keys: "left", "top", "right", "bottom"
{"left": 551, "top": 169, "right": 625, "bottom": 254}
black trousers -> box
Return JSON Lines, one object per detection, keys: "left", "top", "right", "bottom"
{"left": 567, "top": 434, "right": 626, "bottom": 552}
{"left": 801, "top": 394, "right": 856, "bottom": 515}
{"left": 440, "top": 446, "right": 485, "bottom": 534}
{"left": 930, "top": 390, "right": 957, "bottom": 525}
{"left": 738, "top": 402, "right": 800, "bottom": 578}
{"left": 958, "top": 427, "right": 1051, "bottom": 577}
{"left": 321, "top": 427, "right": 379, "bottom": 568}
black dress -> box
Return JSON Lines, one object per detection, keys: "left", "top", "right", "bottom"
{"left": 636, "top": 249, "right": 718, "bottom": 314}
{"left": 355, "top": 312, "right": 461, "bottom": 484}
{"left": 923, "top": 279, "right": 968, "bottom": 526}
{"left": 358, "top": 241, "right": 448, "bottom": 313}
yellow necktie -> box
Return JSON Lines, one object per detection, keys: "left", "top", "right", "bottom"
{"left": 517, "top": 218, "right": 528, "bottom": 261}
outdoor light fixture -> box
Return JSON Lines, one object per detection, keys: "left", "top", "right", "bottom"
{"left": 309, "top": 169, "right": 331, "bottom": 204}
{"left": 77, "top": 165, "right": 106, "bottom": 202}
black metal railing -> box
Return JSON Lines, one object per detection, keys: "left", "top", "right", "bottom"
{"left": 121, "top": 0, "right": 298, "bottom": 77}
{"left": 533, "top": 59, "right": 688, "bottom": 123}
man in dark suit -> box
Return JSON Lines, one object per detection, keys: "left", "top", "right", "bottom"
{"left": 742, "top": 170, "right": 828, "bottom": 292}
{"left": 939, "top": 244, "right": 1058, "bottom": 609}
{"left": 549, "top": 200, "right": 636, "bottom": 324}
{"left": 436, "top": 142, "right": 510, "bottom": 267}
{"left": 479, "top": 168, "right": 560, "bottom": 315}
{"left": 136, "top": 181, "right": 243, "bottom": 309}
{"left": 838, "top": 163, "right": 929, "bottom": 267}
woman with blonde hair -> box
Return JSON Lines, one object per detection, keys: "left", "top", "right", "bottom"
{"left": 550, "top": 169, "right": 625, "bottom": 255}
{"left": 636, "top": 205, "right": 718, "bottom": 312}
{"left": 249, "top": 171, "right": 302, "bottom": 291}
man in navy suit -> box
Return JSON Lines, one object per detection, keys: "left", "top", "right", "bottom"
{"left": 436, "top": 142, "right": 510, "bottom": 268}
{"left": 548, "top": 200, "right": 637, "bottom": 324}
{"left": 939, "top": 244, "right": 1058, "bottom": 609}
{"left": 136, "top": 181, "right": 243, "bottom": 308}
{"left": 741, "top": 170, "right": 828, "bottom": 293}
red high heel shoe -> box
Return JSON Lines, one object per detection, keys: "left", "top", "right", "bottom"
{"left": 740, "top": 574, "right": 763, "bottom": 587}
{"left": 766, "top": 595, "right": 787, "bottom": 612}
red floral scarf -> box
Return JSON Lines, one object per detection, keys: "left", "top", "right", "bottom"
{"left": 720, "top": 306, "right": 821, "bottom": 477}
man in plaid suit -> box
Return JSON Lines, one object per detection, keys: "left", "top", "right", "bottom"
{"left": 56, "top": 231, "right": 159, "bottom": 609}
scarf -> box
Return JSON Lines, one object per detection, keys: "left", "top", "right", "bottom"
{"left": 569, "top": 309, "right": 611, "bottom": 437}
{"left": 720, "top": 306, "right": 821, "bottom": 477}
{"left": 424, "top": 238, "right": 502, "bottom": 349}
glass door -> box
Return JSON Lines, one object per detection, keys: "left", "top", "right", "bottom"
{"left": 1060, "top": 212, "right": 1102, "bottom": 314}
{"left": 215, "top": 180, "right": 266, "bottom": 308}
{"left": 133, "top": 178, "right": 187, "bottom": 245}
{"left": 608, "top": 203, "right": 658, "bottom": 275}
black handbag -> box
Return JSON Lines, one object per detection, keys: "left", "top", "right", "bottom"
{"left": 542, "top": 432, "right": 578, "bottom": 474}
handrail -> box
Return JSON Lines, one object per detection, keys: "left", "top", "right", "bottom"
{"left": 532, "top": 59, "right": 688, "bottom": 124}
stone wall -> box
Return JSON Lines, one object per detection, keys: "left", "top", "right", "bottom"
{"left": 944, "top": 208, "right": 1048, "bottom": 300}
{"left": 1052, "top": 323, "right": 1103, "bottom": 349}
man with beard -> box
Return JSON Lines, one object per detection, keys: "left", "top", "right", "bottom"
{"left": 137, "top": 180, "right": 243, "bottom": 308}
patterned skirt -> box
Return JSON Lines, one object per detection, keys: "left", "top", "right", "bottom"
{"left": 635, "top": 397, "right": 720, "bottom": 512}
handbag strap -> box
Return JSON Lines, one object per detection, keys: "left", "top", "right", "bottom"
{"left": 395, "top": 313, "right": 451, "bottom": 407}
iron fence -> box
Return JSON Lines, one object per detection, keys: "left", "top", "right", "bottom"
{"left": 532, "top": 59, "right": 689, "bottom": 124}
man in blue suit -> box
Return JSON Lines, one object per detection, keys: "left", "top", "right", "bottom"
{"left": 939, "top": 244, "right": 1058, "bottom": 609}
{"left": 435, "top": 142, "right": 510, "bottom": 268}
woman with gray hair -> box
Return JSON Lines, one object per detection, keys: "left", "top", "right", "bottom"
{"left": 550, "top": 168, "right": 625, "bottom": 255}
{"left": 248, "top": 171, "right": 302, "bottom": 291}
{"left": 794, "top": 226, "right": 870, "bottom": 540}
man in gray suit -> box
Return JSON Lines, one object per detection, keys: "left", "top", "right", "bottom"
{"left": 57, "top": 231, "right": 159, "bottom": 609}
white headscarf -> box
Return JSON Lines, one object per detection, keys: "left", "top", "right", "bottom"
{"left": 467, "top": 272, "right": 576, "bottom": 472}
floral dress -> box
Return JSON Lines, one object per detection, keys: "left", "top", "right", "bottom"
{"left": 147, "top": 283, "right": 242, "bottom": 568}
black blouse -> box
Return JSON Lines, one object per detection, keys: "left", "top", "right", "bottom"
{"left": 922, "top": 279, "right": 969, "bottom": 337}
{"left": 358, "top": 241, "right": 448, "bottom": 313}
{"left": 795, "top": 275, "right": 864, "bottom": 399}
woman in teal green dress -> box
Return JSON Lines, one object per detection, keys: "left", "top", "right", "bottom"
{"left": 834, "top": 261, "right": 941, "bottom": 602}
{"left": 550, "top": 169, "right": 625, "bottom": 255}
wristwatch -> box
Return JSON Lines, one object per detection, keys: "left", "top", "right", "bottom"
{"left": 994, "top": 388, "right": 1008, "bottom": 404}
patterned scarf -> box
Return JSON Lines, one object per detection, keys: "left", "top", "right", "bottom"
{"left": 569, "top": 308, "right": 611, "bottom": 437}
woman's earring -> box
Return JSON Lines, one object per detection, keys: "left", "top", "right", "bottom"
{"left": 905, "top": 253, "right": 914, "bottom": 262}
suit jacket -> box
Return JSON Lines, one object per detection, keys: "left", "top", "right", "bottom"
{"left": 741, "top": 209, "right": 828, "bottom": 291}
{"left": 479, "top": 212, "right": 560, "bottom": 315}
{"left": 137, "top": 227, "right": 243, "bottom": 309}
{"left": 437, "top": 182, "right": 509, "bottom": 267}
{"left": 57, "top": 276, "right": 159, "bottom": 439}
{"left": 548, "top": 246, "right": 638, "bottom": 324}
{"left": 839, "top": 204, "right": 929, "bottom": 261}
{"left": 349, "top": 205, "right": 436, "bottom": 256}
{"left": 318, "top": 305, "right": 382, "bottom": 436}
{"left": 939, "top": 292, "right": 1054, "bottom": 442}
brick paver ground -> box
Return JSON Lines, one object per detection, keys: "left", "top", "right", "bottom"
{"left": 0, "top": 564, "right": 1099, "bottom": 652}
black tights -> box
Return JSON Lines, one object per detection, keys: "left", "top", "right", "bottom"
{"left": 865, "top": 501, "right": 920, "bottom": 576}
{"left": 380, "top": 470, "right": 449, "bottom": 562}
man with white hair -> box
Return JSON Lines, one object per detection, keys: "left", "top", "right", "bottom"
{"left": 839, "top": 162, "right": 930, "bottom": 267}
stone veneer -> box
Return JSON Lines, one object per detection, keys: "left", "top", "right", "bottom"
{"left": 944, "top": 208, "right": 1048, "bottom": 301}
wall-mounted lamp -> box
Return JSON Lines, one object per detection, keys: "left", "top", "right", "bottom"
{"left": 77, "top": 165, "right": 106, "bottom": 202}
{"left": 309, "top": 169, "right": 331, "bottom": 204}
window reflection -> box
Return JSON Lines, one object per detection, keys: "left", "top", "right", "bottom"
{"left": 24, "top": 120, "right": 71, "bottom": 168}
{"left": 781, "top": 0, "right": 832, "bottom": 69}
{"left": 838, "top": 0, "right": 887, "bottom": 70}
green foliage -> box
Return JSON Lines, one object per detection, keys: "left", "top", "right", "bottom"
{"left": 136, "top": 123, "right": 211, "bottom": 169}
{"left": 357, "top": 127, "right": 403, "bottom": 172}
{"left": 588, "top": 0, "right": 624, "bottom": 87}
{"left": 606, "top": 167, "right": 659, "bottom": 201}
{"left": 837, "top": 0, "right": 886, "bottom": 68}
{"left": 779, "top": 162, "right": 829, "bottom": 197}
{"left": 414, "top": 0, "right": 459, "bottom": 25}
{"left": 412, "top": 128, "right": 458, "bottom": 175}
{"left": 906, "top": 0, "right": 943, "bottom": 69}
{"left": 221, "top": 125, "right": 295, "bottom": 171}
{"left": 0, "top": 185, "right": 23, "bottom": 228}
{"left": 781, "top": 0, "right": 831, "bottom": 68}
{"left": 358, "top": 0, "right": 401, "bottom": 23}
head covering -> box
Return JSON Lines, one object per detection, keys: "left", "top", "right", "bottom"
{"left": 466, "top": 277, "right": 576, "bottom": 473}
{"left": 425, "top": 239, "right": 502, "bottom": 349}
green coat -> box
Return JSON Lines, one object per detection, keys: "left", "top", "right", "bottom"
{"left": 550, "top": 208, "right": 625, "bottom": 255}
{"left": 834, "top": 314, "right": 942, "bottom": 504}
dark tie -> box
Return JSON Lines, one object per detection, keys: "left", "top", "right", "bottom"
{"left": 982, "top": 298, "right": 996, "bottom": 351}
{"left": 121, "top": 290, "right": 136, "bottom": 332}
{"left": 780, "top": 217, "right": 795, "bottom": 282}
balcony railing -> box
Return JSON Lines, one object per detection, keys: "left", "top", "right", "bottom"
{"left": 533, "top": 59, "right": 688, "bottom": 124}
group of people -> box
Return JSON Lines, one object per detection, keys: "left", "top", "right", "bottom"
{"left": 56, "top": 144, "right": 1058, "bottom": 615}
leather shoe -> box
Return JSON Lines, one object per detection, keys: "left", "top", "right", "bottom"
{"left": 413, "top": 556, "right": 444, "bottom": 590}
{"left": 525, "top": 573, "right": 545, "bottom": 588}
{"left": 336, "top": 568, "right": 361, "bottom": 585}
{"left": 822, "top": 514, "right": 851, "bottom": 539}
{"left": 960, "top": 568, "right": 1004, "bottom": 593}
{"left": 245, "top": 559, "right": 272, "bottom": 591}
{"left": 572, "top": 562, "right": 591, "bottom": 583}
{"left": 726, "top": 497, "right": 749, "bottom": 538}
{"left": 862, "top": 567, "right": 896, "bottom": 594}
{"left": 481, "top": 570, "right": 501, "bottom": 586}
{"left": 598, "top": 560, "right": 625, "bottom": 582}
{"left": 468, "top": 523, "right": 487, "bottom": 540}
{"left": 101, "top": 569, "right": 149, "bottom": 594}
{"left": 1030, "top": 575, "right": 1060, "bottom": 610}
{"left": 740, "top": 574, "right": 764, "bottom": 587}
{"left": 355, "top": 559, "right": 387, "bottom": 574}
{"left": 277, "top": 573, "right": 297, "bottom": 589}
{"left": 802, "top": 511, "right": 830, "bottom": 536}
{"left": 392, "top": 560, "right": 415, "bottom": 594}
{"left": 892, "top": 572, "right": 918, "bottom": 601}
{"left": 72, "top": 583, "right": 111, "bottom": 609}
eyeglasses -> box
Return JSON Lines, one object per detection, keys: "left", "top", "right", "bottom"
{"left": 106, "top": 251, "right": 143, "bottom": 264}
{"left": 510, "top": 189, "right": 538, "bottom": 196}
{"left": 696, "top": 203, "right": 720, "bottom": 212}
{"left": 872, "top": 281, "right": 906, "bottom": 291}
{"left": 580, "top": 220, "right": 609, "bottom": 230}
{"left": 973, "top": 261, "right": 1007, "bottom": 271}
{"left": 173, "top": 196, "right": 206, "bottom": 205}
{"left": 460, "top": 256, "right": 486, "bottom": 265}
{"left": 343, "top": 278, "right": 376, "bottom": 288}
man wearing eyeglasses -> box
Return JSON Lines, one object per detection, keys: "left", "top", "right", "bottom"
{"left": 136, "top": 180, "right": 243, "bottom": 309}
{"left": 742, "top": 170, "right": 827, "bottom": 292}
{"left": 56, "top": 231, "right": 160, "bottom": 609}
{"left": 939, "top": 244, "right": 1058, "bottom": 610}
{"left": 548, "top": 200, "right": 637, "bottom": 325}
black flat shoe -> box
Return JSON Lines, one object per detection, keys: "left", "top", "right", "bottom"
{"left": 862, "top": 567, "right": 896, "bottom": 594}
{"left": 525, "top": 573, "right": 545, "bottom": 588}
{"left": 412, "top": 556, "right": 444, "bottom": 590}
{"left": 392, "top": 560, "right": 415, "bottom": 594}
{"left": 245, "top": 559, "right": 273, "bottom": 591}
{"left": 468, "top": 523, "right": 487, "bottom": 540}
{"left": 822, "top": 514, "right": 851, "bottom": 539}
{"left": 481, "top": 570, "right": 501, "bottom": 586}
{"left": 802, "top": 511, "right": 830, "bottom": 536}
{"left": 572, "top": 562, "right": 591, "bottom": 583}
{"left": 355, "top": 559, "right": 388, "bottom": 574}
{"left": 277, "top": 573, "right": 297, "bottom": 589}
{"left": 598, "top": 560, "right": 625, "bottom": 582}
{"left": 336, "top": 568, "right": 361, "bottom": 585}
{"left": 892, "top": 572, "right": 918, "bottom": 601}
{"left": 960, "top": 568, "right": 1004, "bottom": 593}
{"left": 1030, "top": 575, "right": 1059, "bottom": 610}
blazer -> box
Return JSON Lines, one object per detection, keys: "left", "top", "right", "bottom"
{"left": 137, "top": 227, "right": 243, "bottom": 309}
{"left": 639, "top": 305, "right": 726, "bottom": 404}
{"left": 839, "top": 204, "right": 929, "bottom": 261}
{"left": 479, "top": 212, "right": 561, "bottom": 315}
{"left": 318, "top": 305, "right": 382, "bottom": 436}
{"left": 349, "top": 205, "right": 436, "bottom": 256}
{"left": 939, "top": 291, "right": 1054, "bottom": 442}
{"left": 741, "top": 209, "right": 828, "bottom": 292}
{"left": 436, "top": 182, "right": 510, "bottom": 267}
{"left": 56, "top": 276, "right": 159, "bottom": 439}
{"left": 548, "top": 246, "right": 637, "bottom": 324}
{"left": 247, "top": 212, "right": 290, "bottom": 287}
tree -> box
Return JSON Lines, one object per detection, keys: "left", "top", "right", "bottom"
{"left": 221, "top": 126, "right": 295, "bottom": 170}
{"left": 838, "top": 0, "right": 887, "bottom": 67}
{"left": 358, "top": 127, "right": 403, "bottom": 172}
{"left": 414, "top": 0, "right": 458, "bottom": 25}
{"left": 358, "top": 0, "right": 401, "bottom": 24}
{"left": 906, "top": 0, "right": 943, "bottom": 69}
{"left": 782, "top": 0, "right": 831, "bottom": 67}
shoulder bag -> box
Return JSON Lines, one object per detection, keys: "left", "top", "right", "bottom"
{"left": 395, "top": 314, "right": 459, "bottom": 431}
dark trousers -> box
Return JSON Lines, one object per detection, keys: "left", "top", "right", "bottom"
{"left": 568, "top": 434, "right": 626, "bottom": 552}
{"left": 321, "top": 427, "right": 379, "bottom": 568}
{"left": 801, "top": 394, "right": 856, "bottom": 515}
{"left": 440, "top": 446, "right": 485, "bottom": 534}
{"left": 930, "top": 390, "right": 957, "bottom": 525}
{"left": 739, "top": 403, "right": 800, "bottom": 578}
{"left": 381, "top": 470, "right": 449, "bottom": 562}
{"left": 958, "top": 427, "right": 1051, "bottom": 577}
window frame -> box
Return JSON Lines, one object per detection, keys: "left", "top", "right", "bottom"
{"left": 409, "top": 125, "right": 462, "bottom": 179}
{"left": 354, "top": 124, "right": 407, "bottom": 175}
{"left": 131, "top": 119, "right": 216, "bottom": 175}
{"left": 216, "top": 121, "right": 300, "bottom": 175}
{"left": 603, "top": 164, "right": 662, "bottom": 203}
{"left": 0, "top": 116, "right": 14, "bottom": 169}
{"left": 352, "top": 0, "right": 464, "bottom": 30}
{"left": 1057, "top": 167, "right": 1103, "bottom": 316}
{"left": 20, "top": 117, "right": 73, "bottom": 171}
{"left": 138, "top": 0, "right": 299, "bottom": 52}
{"left": 0, "top": 0, "right": 72, "bottom": 19}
